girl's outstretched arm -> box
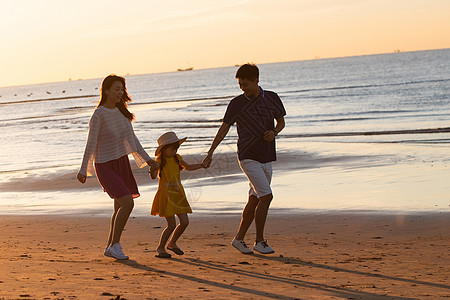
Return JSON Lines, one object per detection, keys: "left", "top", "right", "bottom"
{"left": 179, "top": 159, "right": 204, "bottom": 171}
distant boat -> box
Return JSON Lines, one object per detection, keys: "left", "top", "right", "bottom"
{"left": 177, "top": 67, "right": 193, "bottom": 72}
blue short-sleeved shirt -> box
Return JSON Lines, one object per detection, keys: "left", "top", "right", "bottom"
{"left": 223, "top": 88, "right": 286, "bottom": 163}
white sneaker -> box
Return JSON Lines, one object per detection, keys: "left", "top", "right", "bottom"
{"left": 253, "top": 240, "right": 275, "bottom": 254}
{"left": 231, "top": 238, "right": 253, "bottom": 254}
{"left": 108, "top": 243, "right": 129, "bottom": 260}
{"left": 104, "top": 247, "right": 114, "bottom": 258}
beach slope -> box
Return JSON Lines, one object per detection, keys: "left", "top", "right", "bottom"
{"left": 0, "top": 212, "right": 450, "bottom": 299}
{"left": 0, "top": 213, "right": 449, "bottom": 299}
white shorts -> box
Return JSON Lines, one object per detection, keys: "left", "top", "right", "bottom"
{"left": 238, "top": 159, "right": 273, "bottom": 198}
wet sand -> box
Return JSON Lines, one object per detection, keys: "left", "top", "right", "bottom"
{"left": 0, "top": 213, "right": 448, "bottom": 299}
{"left": 2, "top": 140, "right": 449, "bottom": 215}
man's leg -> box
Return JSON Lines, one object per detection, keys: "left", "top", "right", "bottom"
{"left": 254, "top": 193, "right": 273, "bottom": 243}
{"left": 234, "top": 159, "right": 274, "bottom": 254}
{"left": 235, "top": 195, "right": 259, "bottom": 240}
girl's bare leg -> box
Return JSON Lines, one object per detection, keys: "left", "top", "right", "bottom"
{"left": 167, "top": 214, "right": 189, "bottom": 248}
{"left": 157, "top": 216, "right": 176, "bottom": 254}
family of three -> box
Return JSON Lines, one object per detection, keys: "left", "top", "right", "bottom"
{"left": 77, "top": 64, "right": 286, "bottom": 260}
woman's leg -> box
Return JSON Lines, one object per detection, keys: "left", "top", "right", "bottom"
{"left": 157, "top": 216, "right": 176, "bottom": 254}
{"left": 111, "top": 194, "right": 134, "bottom": 245}
{"left": 106, "top": 199, "right": 121, "bottom": 248}
{"left": 168, "top": 214, "right": 189, "bottom": 248}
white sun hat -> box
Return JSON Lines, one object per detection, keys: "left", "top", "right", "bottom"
{"left": 155, "top": 131, "right": 187, "bottom": 156}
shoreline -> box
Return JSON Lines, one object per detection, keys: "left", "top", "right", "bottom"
{"left": 0, "top": 213, "right": 448, "bottom": 299}
{"left": 1, "top": 140, "right": 450, "bottom": 216}
{"left": 0, "top": 207, "right": 449, "bottom": 218}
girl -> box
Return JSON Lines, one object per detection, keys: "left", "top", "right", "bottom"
{"left": 77, "top": 74, "right": 159, "bottom": 260}
{"left": 150, "top": 131, "right": 205, "bottom": 258}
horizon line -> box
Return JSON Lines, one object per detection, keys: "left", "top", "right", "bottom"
{"left": 1, "top": 47, "right": 449, "bottom": 89}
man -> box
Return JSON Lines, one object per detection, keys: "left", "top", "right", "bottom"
{"left": 203, "top": 63, "right": 286, "bottom": 254}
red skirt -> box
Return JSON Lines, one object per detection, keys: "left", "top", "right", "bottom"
{"left": 94, "top": 155, "right": 140, "bottom": 199}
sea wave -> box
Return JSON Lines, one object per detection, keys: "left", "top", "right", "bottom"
{"left": 0, "top": 94, "right": 97, "bottom": 106}
{"left": 304, "top": 112, "right": 450, "bottom": 123}
{"left": 141, "top": 119, "right": 222, "bottom": 124}
{"left": 390, "top": 138, "right": 450, "bottom": 144}
{"left": 285, "top": 127, "right": 450, "bottom": 138}
{"left": 279, "top": 78, "right": 450, "bottom": 95}
{"left": 132, "top": 95, "right": 232, "bottom": 106}
{"left": 0, "top": 113, "right": 86, "bottom": 125}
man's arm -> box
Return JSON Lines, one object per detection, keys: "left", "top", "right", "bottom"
{"left": 202, "top": 122, "right": 231, "bottom": 167}
{"left": 263, "top": 116, "right": 285, "bottom": 142}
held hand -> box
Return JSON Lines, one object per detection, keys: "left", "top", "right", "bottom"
{"left": 149, "top": 160, "right": 160, "bottom": 180}
{"left": 77, "top": 172, "right": 86, "bottom": 184}
{"left": 151, "top": 160, "right": 160, "bottom": 170}
{"left": 202, "top": 155, "right": 212, "bottom": 168}
{"left": 263, "top": 130, "right": 276, "bottom": 142}
{"left": 149, "top": 168, "right": 158, "bottom": 179}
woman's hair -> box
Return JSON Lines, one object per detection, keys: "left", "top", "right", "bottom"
{"left": 157, "top": 142, "right": 183, "bottom": 177}
{"left": 235, "top": 63, "right": 259, "bottom": 81}
{"left": 97, "top": 74, "right": 135, "bottom": 121}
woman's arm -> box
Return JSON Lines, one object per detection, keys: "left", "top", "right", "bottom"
{"left": 130, "top": 129, "right": 160, "bottom": 175}
{"left": 131, "top": 131, "right": 154, "bottom": 167}
{"left": 78, "top": 113, "right": 101, "bottom": 182}
{"left": 147, "top": 159, "right": 160, "bottom": 169}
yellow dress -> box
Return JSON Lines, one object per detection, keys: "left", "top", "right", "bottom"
{"left": 151, "top": 154, "right": 192, "bottom": 217}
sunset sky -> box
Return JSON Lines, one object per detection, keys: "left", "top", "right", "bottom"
{"left": 1, "top": 0, "right": 449, "bottom": 87}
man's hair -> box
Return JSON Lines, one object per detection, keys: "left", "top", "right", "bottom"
{"left": 235, "top": 63, "right": 259, "bottom": 81}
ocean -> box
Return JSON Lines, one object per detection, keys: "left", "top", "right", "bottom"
{"left": 1, "top": 49, "right": 449, "bottom": 215}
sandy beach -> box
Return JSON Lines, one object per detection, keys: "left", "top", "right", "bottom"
{"left": 1, "top": 140, "right": 449, "bottom": 299}
{"left": 1, "top": 50, "right": 449, "bottom": 299}
{"left": 0, "top": 212, "right": 448, "bottom": 299}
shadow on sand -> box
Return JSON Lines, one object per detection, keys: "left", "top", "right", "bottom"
{"left": 116, "top": 253, "right": 449, "bottom": 299}
{"left": 252, "top": 254, "right": 450, "bottom": 290}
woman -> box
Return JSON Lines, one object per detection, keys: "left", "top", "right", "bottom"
{"left": 77, "top": 74, "right": 159, "bottom": 260}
